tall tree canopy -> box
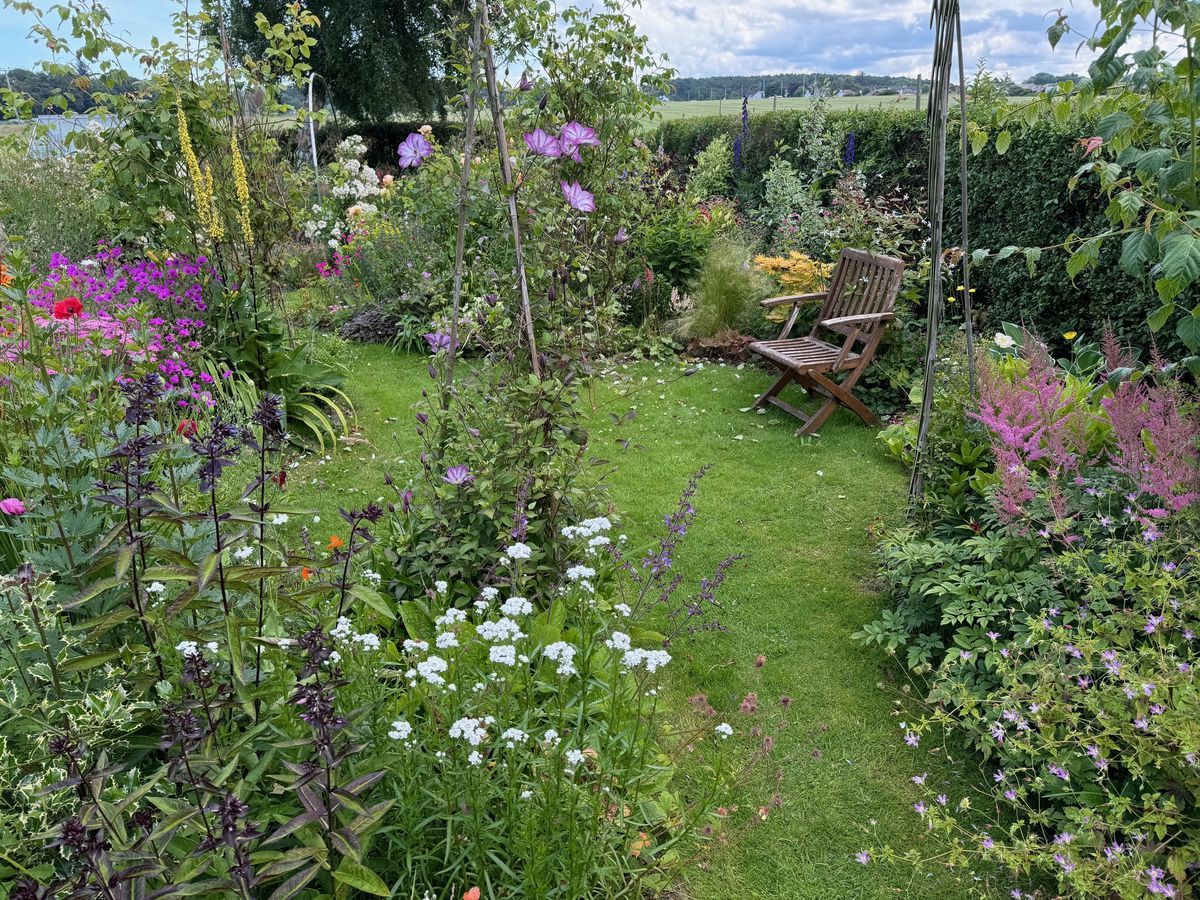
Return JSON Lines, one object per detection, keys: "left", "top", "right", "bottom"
{"left": 225, "top": 0, "right": 446, "bottom": 122}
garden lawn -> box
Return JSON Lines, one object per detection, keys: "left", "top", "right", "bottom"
{"left": 290, "top": 343, "right": 991, "bottom": 899}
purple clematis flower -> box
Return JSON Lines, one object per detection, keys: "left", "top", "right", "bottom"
{"left": 398, "top": 133, "right": 433, "bottom": 168}
{"left": 561, "top": 180, "right": 595, "bottom": 212}
{"left": 518, "top": 72, "right": 533, "bottom": 92}
{"left": 523, "top": 128, "right": 561, "bottom": 158}
{"left": 424, "top": 331, "right": 454, "bottom": 354}
{"left": 444, "top": 465, "right": 474, "bottom": 486}
{"left": 612, "top": 226, "right": 630, "bottom": 245}
{"left": 560, "top": 121, "right": 599, "bottom": 162}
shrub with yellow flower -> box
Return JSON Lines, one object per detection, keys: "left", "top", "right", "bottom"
{"left": 753, "top": 251, "right": 833, "bottom": 293}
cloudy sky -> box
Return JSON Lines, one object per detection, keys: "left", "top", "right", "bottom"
{"left": 0, "top": 0, "right": 1101, "bottom": 81}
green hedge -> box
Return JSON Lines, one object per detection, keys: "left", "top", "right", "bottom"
{"left": 653, "top": 109, "right": 1172, "bottom": 353}
{"left": 280, "top": 120, "right": 462, "bottom": 170}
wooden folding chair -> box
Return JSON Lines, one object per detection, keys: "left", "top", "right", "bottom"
{"left": 749, "top": 248, "right": 904, "bottom": 435}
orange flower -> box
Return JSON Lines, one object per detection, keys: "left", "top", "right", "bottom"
{"left": 300, "top": 567, "right": 312, "bottom": 581}
{"left": 327, "top": 535, "right": 344, "bottom": 550}
{"left": 462, "top": 889, "right": 481, "bottom": 900}
{"left": 0, "top": 262, "right": 12, "bottom": 288}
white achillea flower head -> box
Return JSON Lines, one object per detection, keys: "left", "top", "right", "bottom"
{"left": 715, "top": 722, "right": 733, "bottom": 738}
{"left": 389, "top": 719, "right": 413, "bottom": 741}
{"left": 435, "top": 580, "right": 448, "bottom": 594}
{"left": 506, "top": 542, "right": 532, "bottom": 560}
{"left": 436, "top": 631, "right": 460, "bottom": 649}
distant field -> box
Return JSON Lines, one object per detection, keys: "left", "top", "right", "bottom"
{"left": 652, "top": 94, "right": 928, "bottom": 120}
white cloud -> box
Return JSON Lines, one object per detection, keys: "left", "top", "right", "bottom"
{"left": 626, "top": 0, "right": 1104, "bottom": 81}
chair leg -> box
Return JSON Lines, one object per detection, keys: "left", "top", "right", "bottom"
{"left": 753, "top": 368, "right": 796, "bottom": 408}
{"left": 805, "top": 370, "right": 879, "bottom": 427}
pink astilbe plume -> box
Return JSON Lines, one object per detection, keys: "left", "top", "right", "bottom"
{"left": 1099, "top": 323, "right": 1134, "bottom": 375}
{"left": 970, "top": 353, "right": 1092, "bottom": 522}
{"left": 1102, "top": 379, "right": 1200, "bottom": 511}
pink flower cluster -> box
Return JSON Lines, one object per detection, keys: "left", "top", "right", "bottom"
{"left": 2, "top": 246, "right": 223, "bottom": 408}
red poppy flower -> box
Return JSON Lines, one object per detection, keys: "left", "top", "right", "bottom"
{"left": 176, "top": 419, "right": 199, "bottom": 439}
{"left": 53, "top": 296, "right": 84, "bottom": 320}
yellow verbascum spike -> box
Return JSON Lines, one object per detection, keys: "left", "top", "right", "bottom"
{"left": 230, "top": 130, "right": 254, "bottom": 248}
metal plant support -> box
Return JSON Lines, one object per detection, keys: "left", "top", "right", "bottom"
{"left": 909, "top": 0, "right": 975, "bottom": 504}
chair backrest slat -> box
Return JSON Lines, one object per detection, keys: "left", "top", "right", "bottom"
{"left": 813, "top": 248, "right": 904, "bottom": 343}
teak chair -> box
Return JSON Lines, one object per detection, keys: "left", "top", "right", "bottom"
{"left": 749, "top": 248, "right": 904, "bottom": 435}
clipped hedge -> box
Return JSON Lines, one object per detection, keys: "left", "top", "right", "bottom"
{"left": 943, "top": 120, "right": 1167, "bottom": 353}
{"left": 652, "top": 108, "right": 927, "bottom": 194}
{"left": 652, "top": 108, "right": 1172, "bottom": 352}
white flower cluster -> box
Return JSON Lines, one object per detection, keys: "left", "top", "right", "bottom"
{"left": 543, "top": 641, "right": 578, "bottom": 677}
{"left": 330, "top": 616, "right": 381, "bottom": 653}
{"left": 566, "top": 564, "right": 595, "bottom": 582}
{"left": 175, "top": 640, "right": 218, "bottom": 657}
{"left": 449, "top": 716, "right": 492, "bottom": 746}
{"left": 478, "top": 617, "right": 525, "bottom": 643}
{"left": 564, "top": 748, "right": 586, "bottom": 770}
{"left": 506, "top": 542, "right": 533, "bottom": 560}
{"left": 500, "top": 596, "right": 533, "bottom": 617}
{"left": 715, "top": 722, "right": 733, "bottom": 739}
{"left": 389, "top": 719, "right": 415, "bottom": 747}
{"left": 622, "top": 648, "right": 671, "bottom": 673}
{"left": 561, "top": 517, "right": 612, "bottom": 540}
{"left": 361, "top": 568, "right": 382, "bottom": 587}
{"left": 436, "top": 631, "right": 460, "bottom": 649}
{"left": 489, "top": 644, "right": 517, "bottom": 667}
{"left": 416, "top": 655, "right": 449, "bottom": 685}
{"left": 233, "top": 546, "right": 255, "bottom": 562}
{"left": 500, "top": 727, "right": 528, "bottom": 748}
{"left": 605, "top": 631, "right": 632, "bottom": 652}
{"left": 436, "top": 608, "right": 467, "bottom": 627}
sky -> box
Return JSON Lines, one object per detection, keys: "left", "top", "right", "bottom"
{"left": 0, "top": 0, "right": 1103, "bottom": 82}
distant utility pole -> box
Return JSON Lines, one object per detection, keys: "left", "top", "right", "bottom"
{"left": 915, "top": 73, "right": 922, "bottom": 110}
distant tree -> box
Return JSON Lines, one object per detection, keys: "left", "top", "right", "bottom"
{"left": 223, "top": 0, "right": 447, "bottom": 122}
{"left": 1026, "top": 71, "right": 1082, "bottom": 85}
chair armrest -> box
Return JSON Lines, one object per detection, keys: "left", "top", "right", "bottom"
{"left": 820, "top": 312, "right": 895, "bottom": 328}
{"left": 761, "top": 292, "right": 827, "bottom": 308}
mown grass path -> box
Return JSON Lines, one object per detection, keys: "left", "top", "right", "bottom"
{"left": 291, "top": 344, "right": 988, "bottom": 899}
